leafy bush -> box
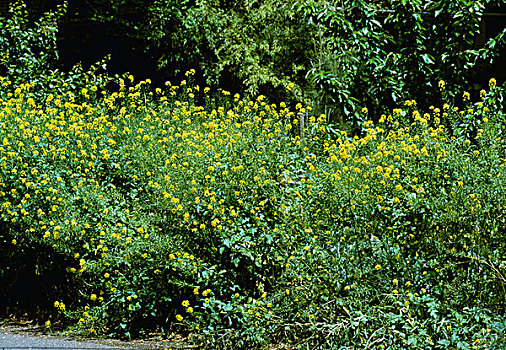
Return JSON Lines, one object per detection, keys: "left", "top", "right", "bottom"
{"left": 6, "top": 0, "right": 506, "bottom": 126}
{"left": 0, "top": 1, "right": 114, "bottom": 101}
{"left": 138, "top": 0, "right": 506, "bottom": 126}
{"left": 1, "top": 71, "right": 506, "bottom": 348}
{"left": 297, "top": 0, "right": 506, "bottom": 125}
{"left": 139, "top": 0, "right": 312, "bottom": 105}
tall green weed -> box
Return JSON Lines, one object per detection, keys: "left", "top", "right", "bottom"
{"left": 0, "top": 73, "right": 505, "bottom": 348}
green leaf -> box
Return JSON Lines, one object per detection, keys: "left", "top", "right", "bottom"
{"left": 421, "top": 54, "right": 434, "bottom": 64}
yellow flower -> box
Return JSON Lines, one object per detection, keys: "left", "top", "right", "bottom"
{"left": 90, "top": 294, "right": 97, "bottom": 301}
{"left": 489, "top": 78, "right": 497, "bottom": 88}
{"left": 182, "top": 300, "right": 190, "bottom": 307}
{"left": 176, "top": 314, "right": 183, "bottom": 322}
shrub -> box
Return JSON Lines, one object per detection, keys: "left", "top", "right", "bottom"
{"left": 0, "top": 1, "right": 114, "bottom": 101}
{"left": 297, "top": 0, "right": 506, "bottom": 125}
{"left": 140, "top": 0, "right": 506, "bottom": 127}
{"left": 7, "top": 0, "right": 506, "bottom": 127}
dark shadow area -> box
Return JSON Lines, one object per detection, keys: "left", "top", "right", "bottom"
{"left": 0, "top": 223, "right": 77, "bottom": 325}
{"left": 57, "top": 21, "right": 160, "bottom": 84}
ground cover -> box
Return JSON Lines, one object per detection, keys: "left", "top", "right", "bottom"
{"left": 0, "top": 73, "right": 505, "bottom": 349}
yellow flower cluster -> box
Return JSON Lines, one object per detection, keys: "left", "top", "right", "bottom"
{"left": 1, "top": 73, "right": 502, "bottom": 344}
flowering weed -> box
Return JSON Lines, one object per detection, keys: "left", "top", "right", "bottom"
{"left": 0, "top": 74, "right": 505, "bottom": 349}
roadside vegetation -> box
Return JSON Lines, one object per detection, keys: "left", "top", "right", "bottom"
{"left": 1, "top": 0, "right": 506, "bottom": 349}
{"left": 1, "top": 73, "right": 505, "bottom": 348}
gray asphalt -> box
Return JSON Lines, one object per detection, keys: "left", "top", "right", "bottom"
{"left": 0, "top": 330, "right": 190, "bottom": 350}
{"left": 0, "top": 331, "right": 121, "bottom": 350}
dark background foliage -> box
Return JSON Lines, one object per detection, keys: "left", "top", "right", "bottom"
{"left": 1, "top": 0, "right": 506, "bottom": 123}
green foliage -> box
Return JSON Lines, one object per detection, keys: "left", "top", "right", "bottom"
{"left": 0, "top": 1, "right": 114, "bottom": 100}
{"left": 132, "top": 0, "right": 506, "bottom": 127}
{"left": 0, "top": 1, "right": 64, "bottom": 90}
{"left": 2, "top": 1, "right": 506, "bottom": 348}
{"left": 297, "top": 1, "right": 398, "bottom": 124}
{"left": 1, "top": 72, "right": 506, "bottom": 348}
{"left": 143, "top": 0, "right": 196, "bottom": 73}
{"left": 297, "top": 0, "right": 506, "bottom": 125}
{"left": 194, "top": 1, "right": 310, "bottom": 99}
{"left": 138, "top": 0, "right": 312, "bottom": 104}
{"left": 6, "top": 0, "right": 505, "bottom": 127}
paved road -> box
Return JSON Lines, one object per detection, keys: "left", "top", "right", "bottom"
{"left": 0, "top": 331, "right": 123, "bottom": 350}
{"left": 0, "top": 328, "right": 190, "bottom": 350}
